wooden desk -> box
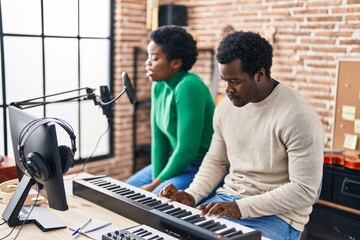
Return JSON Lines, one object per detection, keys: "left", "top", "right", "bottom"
{"left": 0, "top": 173, "right": 268, "bottom": 240}
{"left": 0, "top": 157, "right": 17, "bottom": 183}
{"left": 0, "top": 173, "right": 138, "bottom": 240}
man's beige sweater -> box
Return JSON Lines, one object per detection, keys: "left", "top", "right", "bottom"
{"left": 186, "top": 83, "right": 325, "bottom": 232}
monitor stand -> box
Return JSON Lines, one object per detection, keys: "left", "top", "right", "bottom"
{"left": 1, "top": 174, "right": 66, "bottom": 231}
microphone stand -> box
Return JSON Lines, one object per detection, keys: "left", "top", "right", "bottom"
{"left": 10, "top": 87, "right": 97, "bottom": 110}
{"left": 9, "top": 86, "right": 129, "bottom": 121}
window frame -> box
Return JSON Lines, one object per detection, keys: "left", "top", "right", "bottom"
{"left": 0, "top": 0, "right": 115, "bottom": 163}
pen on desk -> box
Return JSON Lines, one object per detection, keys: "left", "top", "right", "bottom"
{"left": 72, "top": 218, "right": 92, "bottom": 236}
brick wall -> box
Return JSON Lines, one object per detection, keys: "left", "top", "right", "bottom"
{"left": 76, "top": 0, "right": 360, "bottom": 180}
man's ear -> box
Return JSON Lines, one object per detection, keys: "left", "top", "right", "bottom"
{"left": 171, "top": 59, "right": 183, "bottom": 71}
{"left": 256, "top": 68, "right": 266, "bottom": 82}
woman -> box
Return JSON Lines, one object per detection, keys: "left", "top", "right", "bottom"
{"left": 126, "top": 26, "right": 215, "bottom": 194}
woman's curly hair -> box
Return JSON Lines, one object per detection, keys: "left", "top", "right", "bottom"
{"left": 216, "top": 31, "right": 273, "bottom": 78}
{"left": 149, "top": 26, "right": 198, "bottom": 71}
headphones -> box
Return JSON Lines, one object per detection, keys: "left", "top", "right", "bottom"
{"left": 18, "top": 117, "right": 77, "bottom": 183}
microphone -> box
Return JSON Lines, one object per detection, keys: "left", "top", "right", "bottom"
{"left": 96, "top": 73, "right": 135, "bottom": 119}
{"left": 122, "top": 72, "right": 136, "bottom": 104}
{"left": 99, "top": 86, "right": 114, "bottom": 119}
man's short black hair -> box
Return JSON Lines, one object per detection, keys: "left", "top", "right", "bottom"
{"left": 149, "top": 25, "right": 198, "bottom": 71}
{"left": 216, "top": 31, "right": 273, "bottom": 78}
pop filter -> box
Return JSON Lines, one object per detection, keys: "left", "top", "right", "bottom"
{"left": 122, "top": 72, "right": 136, "bottom": 105}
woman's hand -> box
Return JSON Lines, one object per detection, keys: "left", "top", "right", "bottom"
{"left": 140, "top": 178, "right": 161, "bottom": 192}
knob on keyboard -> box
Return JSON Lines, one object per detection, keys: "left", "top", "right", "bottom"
{"left": 102, "top": 225, "right": 178, "bottom": 240}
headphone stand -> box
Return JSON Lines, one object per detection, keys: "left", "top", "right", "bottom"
{"left": 1, "top": 174, "right": 66, "bottom": 231}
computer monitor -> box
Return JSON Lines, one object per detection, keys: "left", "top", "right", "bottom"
{"left": 2, "top": 106, "right": 69, "bottom": 231}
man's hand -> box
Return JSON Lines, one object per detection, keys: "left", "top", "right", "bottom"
{"left": 157, "top": 184, "right": 196, "bottom": 207}
{"left": 197, "top": 201, "right": 242, "bottom": 220}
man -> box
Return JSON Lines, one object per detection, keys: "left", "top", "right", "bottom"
{"left": 158, "top": 31, "right": 325, "bottom": 240}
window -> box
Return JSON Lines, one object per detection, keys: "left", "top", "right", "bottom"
{"left": 0, "top": 0, "right": 114, "bottom": 162}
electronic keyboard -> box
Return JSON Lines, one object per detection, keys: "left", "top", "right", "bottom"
{"left": 73, "top": 176, "right": 261, "bottom": 240}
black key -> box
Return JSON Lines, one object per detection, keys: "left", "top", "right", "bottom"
{"left": 146, "top": 200, "right": 162, "bottom": 207}
{"left": 208, "top": 223, "right": 227, "bottom": 232}
{"left": 152, "top": 203, "right": 169, "bottom": 209}
{"left": 197, "top": 220, "right": 215, "bottom": 228}
{"left": 114, "top": 188, "right": 129, "bottom": 194}
{"left": 137, "top": 197, "right": 153, "bottom": 204}
{"left": 218, "top": 227, "right": 237, "bottom": 236}
{"left": 174, "top": 211, "right": 192, "bottom": 218}
{"left": 117, "top": 189, "right": 131, "bottom": 195}
{"left": 224, "top": 230, "right": 244, "bottom": 238}
{"left": 133, "top": 228, "right": 143, "bottom": 234}
{"left": 188, "top": 216, "right": 206, "bottom": 224}
{"left": 89, "top": 179, "right": 104, "bottom": 184}
{"left": 157, "top": 204, "right": 174, "bottom": 211}
{"left": 126, "top": 192, "right": 142, "bottom": 198}
{"left": 140, "top": 231, "right": 152, "bottom": 237}
{"left": 148, "top": 236, "right": 159, "bottom": 240}
{"left": 142, "top": 199, "right": 158, "bottom": 205}
{"left": 108, "top": 185, "right": 122, "bottom": 191}
{"left": 135, "top": 229, "right": 147, "bottom": 236}
{"left": 121, "top": 190, "right": 135, "bottom": 196}
{"left": 164, "top": 207, "right": 182, "bottom": 214}
{"left": 182, "top": 214, "right": 200, "bottom": 221}
{"left": 172, "top": 209, "right": 187, "bottom": 217}
{"left": 103, "top": 184, "right": 117, "bottom": 189}
{"left": 97, "top": 182, "right": 111, "bottom": 187}
{"left": 129, "top": 194, "right": 146, "bottom": 200}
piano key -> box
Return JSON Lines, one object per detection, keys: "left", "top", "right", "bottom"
{"left": 89, "top": 179, "right": 105, "bottom": 185}
{"left": 188, "top": 216, "right": 207, "bottom": 224}
{"left": 148, "top": 236, "right": 159, "bottom": 240}
{"left": 137, "top": 197, "right": 153, "bottom": 204}
{"left": 136, "top": 229, "right": 147, "bottom": 235}
{"left": 156, "top": 204, "right": 174, "bottom": 211}
{"left": 197, "top": 219, "right": 216, "bottom": 228}
{"left": 116, "top": 189, "right": 131, "bottom": 195}
{"left": 146, "top": 200, "right": 163, "bottom": 207}
{"left": 114, "top": 188, "right": 129, "bottom": 194}
{"left": 163, "top": 207, "right": 182, "bottom": 214}
{"left": 216, "top": 227, "right": 237, "bottom": 235}
{"left": 103, "top": 184, "right": 117, "bottom": 189}
{"left": 224, "top": 230, "right": 244, "bottom": 238}
{"left": 140, "top": 231, "right": 152, "bottom": 237}
{"left": 129, "top": 194, "right": 146, "bottom": 200}
{"left": 96, "top": 181, "right": 111, "bottom": 187}
{"left": 120, "top": 190, "right": 135, "bottom": 196}
{"left": 132, "top": 228, "right": 144, "bottom": 233}
{"left": 141, "top": 198, "right": 158, "bottom": 205}
{"left": 207, "top": 223, "right": 227, "bottom": 232}
{"left": 173, "top": 211, "right": 192, "bottom": 218}
{"left": 181, "top": 214, "right": 200, "bottom": 221}
{"left": 126, "top": 192, "right": 142, "bottom": 198}
{"left": 170, "top": 209, "right": 187, "bottom": 217}
{"left": 107, "top": 185, "right": 122, "bottom": 191}
{"left": 152, "top": 203, "right": 169, "bottom": 209}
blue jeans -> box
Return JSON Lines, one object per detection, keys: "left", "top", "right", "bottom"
{"left": 200, "top": 194, "right": 302, "bottom": 240}
{"left": 125, "top": 162, "right": 201, "bottom": 194}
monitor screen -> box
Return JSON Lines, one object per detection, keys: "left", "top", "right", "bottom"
{"left": 2, "top": 106, "right": 68, "bottom": 230}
